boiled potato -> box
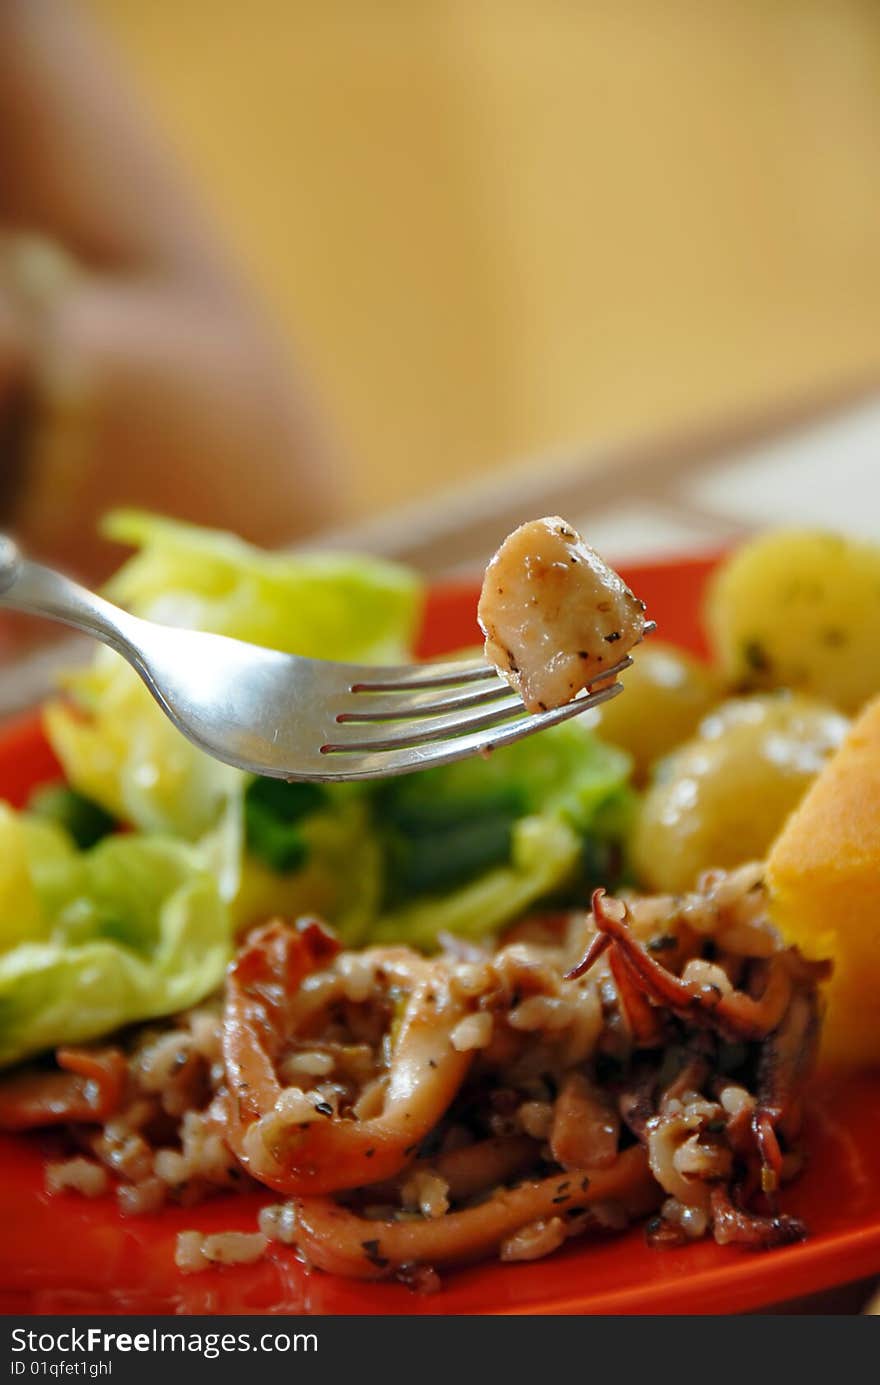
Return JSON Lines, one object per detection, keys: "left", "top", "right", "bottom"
{"left": 633, "top": 692, "right": 848, "bottom": 893}
{"left": 594, "top": 641, "right": 720, "bottom": 782}
{"left": 705, "top": 529, "right": 880, "bottom": 713}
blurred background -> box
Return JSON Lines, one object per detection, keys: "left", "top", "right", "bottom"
{"left": 89, "top": 0, "right": 880, "bottom": 505}
{"left": 2, "top": 0, "right": 880, "bottom": 585}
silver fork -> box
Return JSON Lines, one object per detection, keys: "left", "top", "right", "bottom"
{"left": 0, "top": 535, "right": 647, "bottom": 782}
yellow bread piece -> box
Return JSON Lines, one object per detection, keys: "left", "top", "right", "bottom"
{"left": 767, "top": 693, "right": 880, "bottom": 1068}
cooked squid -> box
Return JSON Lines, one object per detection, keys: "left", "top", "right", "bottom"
{"left": 8, "top": 863, "right": 827, "bottom": 1286}
{"left": 0, "top": 1046, "right": 126, "bottom": 1131}
{"left": 222, "top": 919, "right": 473, "bottom": 1194}
{"left": 478, "top": 517, "right": 647, "bottom": 712}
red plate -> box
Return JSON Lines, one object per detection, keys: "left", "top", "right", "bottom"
{"left": 1, "top": 553, "right": 879, "bottom": 1315}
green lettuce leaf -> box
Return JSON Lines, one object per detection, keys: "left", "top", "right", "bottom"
{"left": 0, "top": 804, "right": 230, "bottom": 1067}
{"left": 102, "top": 509, "right": 422, "bottom": 663}
{"left": 236, "top": 721, "right": 634, "bottom": 950}
{"left": 369, "top": 814, "right": 584, "bottom": 949}
{"left": 28, "top": 785, "right": 117, "bottom": 850}
{"left": 369, "top": 720, "right": 634, "bottom": 946}
{"left": 232, "top": 793, "right": 383, "bottom": 946}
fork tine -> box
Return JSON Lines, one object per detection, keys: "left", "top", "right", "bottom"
{"left": 349, "top": 656, "right": 496, "bottom": 692}
{"left": 324, "top": 657, "right": 633, "bottom": 754}
{"left": 336, "top": 677, "right": 509, "bottom": 721}
{"left": 324, "top": 691, "right": 527, "bottom": 751}
{"left": 319, "top": 680, "right": 625, "bottom": 777}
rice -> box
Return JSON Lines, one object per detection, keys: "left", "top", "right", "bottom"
{"left": 280, "top": 1050, "right": 335, "bottom": 1080}
{"left": 555, "top": 982, "right": 603, "bottom": 1066}
{"left": 508, "top": 995, "right": 571, "bottom": 1032}
{"left": 400, "top": 1170, "right": 450, "bottom": 1220}
{"left": 719, "top": 1083, "right": 754, "bottom": 1118}
{"left": 336, "top": 953, "right": 376, "bottom": 1003}
{"left": 274, "top": 1087, "right": 327, "bottom": 1123}
{"left": 500, "top": 1217, "right": 566, "bottom": 1263}
{"left": 258, "top": 1202, "right": 298, "bottom": 1245}
{"left": 589, "top": 1200, "right": 629, "bottom": 1232}
{"left": 175, "top": 1230, "right": 268, "bottom": 1274}
{"left": 680, "top": 957, "right": 733, "bottom": 996}
{"left": 450, "top": 1012, "right": 493, "bottom": 1051}
{"left": 91, "top": 1131, "right": 154, "bottom": 1183}
{"left": 116, "top": 1177, "right": 165, "bottom": 1217}
{"left": 65, "top": 1010, "right": 250, "bottom": 1212}
{"left": 134, "top": 1031, "right": 203, "bottom": 1117}
{"left": 45, "top": 1158, "right": 108, "bottom": 1199}
{"left": 174, "top": 1231, "right": 207, "bottom": 1274}
{"left": 135, "top": 1031, "right": 193, "bottom": 1089}
{"left": 660, "top": 1197, "right": 709, "bottom": 1240}
{"left": 672, "top": 1131, "right": 732, "bottom": 1183}
{"left": 201, "top": 1232, "right": 268, "bottom": 1266}
{"left": 188, "top": 1008, "right": 223, "bottom": 1063}
{"left": 518, "top": 1100, "right": 554, "bottom": 1140}
{"left": 154, "top": 1149, "right": 189, "bottom": 1187}
{"left": 449, "top": 962, "right": 493, "bottom": 999}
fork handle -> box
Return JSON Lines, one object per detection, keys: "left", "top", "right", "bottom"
{"left": 0, "top": 534, "right": 140, "bottom": 659}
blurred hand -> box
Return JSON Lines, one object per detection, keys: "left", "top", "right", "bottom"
{"left": 0, "top": 0, "right": 341, "bottom": 585}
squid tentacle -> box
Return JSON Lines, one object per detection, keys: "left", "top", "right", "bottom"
{"left": 570, "top": 889, "right": 793, "bottom": 1042}
{"left": 293, "top": 1146, "right": 660, "bottom": 1279}
{"left": 222, "top": 919, "right": 473, "bottom": 1195}
{"left": 0, "top": 1046, "right": 126, "bottom": 1132}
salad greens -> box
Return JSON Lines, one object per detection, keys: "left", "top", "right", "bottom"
{"left": 244, "top": 778, "right": 326, "bottom": 874}
{"left": 0, "top": 805, "right": 228, "bottom": 1066}
{"left": 0, "top": 510, "right": 637, "bottom": 1064}
{"left": 229, "top": 720, "right": 633, "bottom": 949}
{"left": 367, "top": 721, "right": 633, "bottom": 946}
{"left": 29, "top": 784, "right": 117, "bottom": 851}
